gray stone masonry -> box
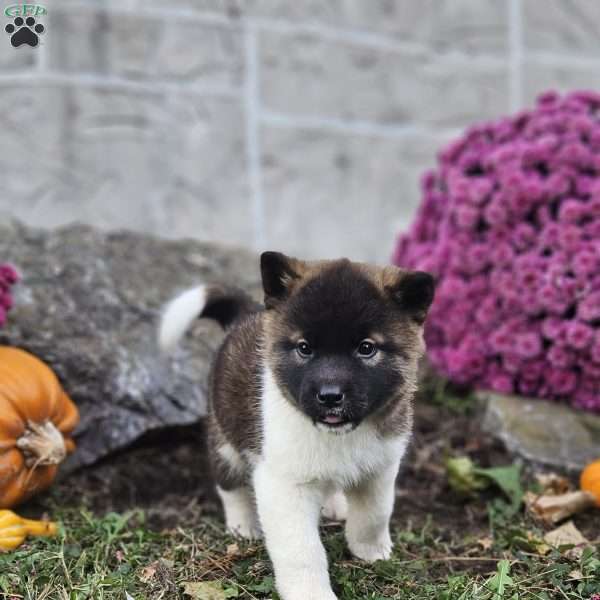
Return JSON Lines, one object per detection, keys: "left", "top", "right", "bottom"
{"left": 1, "top": 0, "right": 599, "bottom": 263}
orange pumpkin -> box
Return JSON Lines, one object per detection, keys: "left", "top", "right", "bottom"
{"left": 580, "top": 459, "right": 600, "bottom": 507}
{"left": 0, "top": 346, "right": 79, "bottom": 508}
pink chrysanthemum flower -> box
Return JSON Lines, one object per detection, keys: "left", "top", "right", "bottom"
{"left": 393, "top": 91, "right": 600, "bottom": 411}
{"left": 0, "top": 263, "right": 19, "bottom": 328}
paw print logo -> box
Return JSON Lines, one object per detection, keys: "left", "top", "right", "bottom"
{"left": 5, "top": 16, "right": 44, "bottom": 47}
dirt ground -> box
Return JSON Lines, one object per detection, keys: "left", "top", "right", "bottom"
{"left": 39, "top": 385, "right": 598, "bottom": 545}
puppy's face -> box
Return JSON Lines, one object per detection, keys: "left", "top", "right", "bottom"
{"left": 261, "top": 252, "right": 434, "bottom": 434}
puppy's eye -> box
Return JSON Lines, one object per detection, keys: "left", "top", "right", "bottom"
{"left": 296, "top": 340, "right": 313, "bottom": 358}
{"left": 357, "top": 340, "right": 377, "bottom": 358}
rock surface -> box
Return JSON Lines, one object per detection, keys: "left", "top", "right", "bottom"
{"left": 0, "top": 219, "right": 261, "bottom": 472}
{"left": 481, "top": 392, "right": 600, "bottom": 473}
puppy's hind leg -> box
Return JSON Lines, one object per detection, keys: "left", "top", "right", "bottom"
{"left": 321, "top": 488, "right": 348, "bottom": 522}
{"left": 210, "top": 434, "right": 260, "bottom": 539}
{"left": 217, "top": 485, "right": 261, "bottom": 540}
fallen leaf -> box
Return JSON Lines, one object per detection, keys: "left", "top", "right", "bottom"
{"left": 183, "top": 581, "right": 228, "bottom": 600}
{"left": 158, "top": 557, "right": 175, "bottom": 569}
{"left": 568, "top": 569, "right": 584, "bottom": 580}
{"left": 544, "top": 520, "right": 591, "bottom": 558}
{"left": 525, "top": 531, "right": 551, "bottom": 556}
{"left": 525, "top": 490, "right": 595, "bottom": 524}
{"left": 535, "top": 473, "right": 572, "bottom": 495}
{"left": 226, "top": 543, "right": 240, "bottom": 556}
{"left": 477, "top": 536, "right": 494, "bottom": 550}
{"left": 508, "top": 528, "right": 551, "bottom": 555}
{"left": 139, "top": 562, "right": 157, "bottom": 583}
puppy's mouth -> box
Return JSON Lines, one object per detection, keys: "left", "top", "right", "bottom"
{"left": 322, "top": 413, "right": 346, "bottom": 425}
{"left": 314, "top": 410, "right": 358, "bottom": 433}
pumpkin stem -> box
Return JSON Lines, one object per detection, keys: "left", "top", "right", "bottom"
{"left": 16, "top": 420, "right": 67, "bottom": 467}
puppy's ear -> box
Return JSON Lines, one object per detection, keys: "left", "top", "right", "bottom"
{"left": 260, "top": 251, "right": 304, "bottom": 309}
{"left": 387, "top": 270, "right": 435, "bottom": 323}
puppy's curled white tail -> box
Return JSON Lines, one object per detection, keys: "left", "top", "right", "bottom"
{"left": 159, "top": 286, "right": 207, "bottom": 353}
{"left": 158, "top": 284, "right": 260, "bottom": 353}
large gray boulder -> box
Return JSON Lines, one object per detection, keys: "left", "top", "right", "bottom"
{"left": 0, "top": 219, "right": 261, "bottom": 471}
{"left": 481, "top": 391, "right": 600, "bottom": 473}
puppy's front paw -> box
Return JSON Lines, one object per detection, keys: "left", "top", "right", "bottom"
{"left": 278, "top": 583, "right": 338, "bottom": 600}
{"left": 348, "top": 535, "right": 392, "bottom": 562}
{"left": 276, "top": 568, "right": 338, "bottom": 600}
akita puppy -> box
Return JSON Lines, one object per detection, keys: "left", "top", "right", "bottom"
{"left": 159, "top": 251, "right": 434, "bottom": 600}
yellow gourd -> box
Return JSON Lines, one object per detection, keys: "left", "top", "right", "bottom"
{"left": 0, "top": 509, "right": 57, "bottom": 551}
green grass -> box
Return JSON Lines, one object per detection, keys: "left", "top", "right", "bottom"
{"left": 1, "top": 504, "right": 598, "bottom": 599}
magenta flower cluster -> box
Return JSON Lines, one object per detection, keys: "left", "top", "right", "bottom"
{"left": 393, "top": 91, "right": 600, "bottom": 412}
{"left": 0, "top": 263, "right": 18, "bottom": 328}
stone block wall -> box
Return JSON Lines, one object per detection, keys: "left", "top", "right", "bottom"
{"left": 1, "top": 0, "right": 598, "bottom": 263}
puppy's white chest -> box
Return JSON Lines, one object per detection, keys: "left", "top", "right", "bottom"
{"left": 261, "top": 367, "right": 408, "bottom": 487}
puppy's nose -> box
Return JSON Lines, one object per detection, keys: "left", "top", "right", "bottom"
{"left": 317, "top": 385, "right": 344, "bottom": 408}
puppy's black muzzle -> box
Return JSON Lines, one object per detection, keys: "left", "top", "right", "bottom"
{"left": 316, "top": 384, "right": 345, "bottom": 408}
